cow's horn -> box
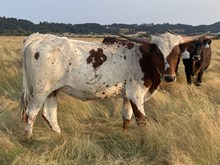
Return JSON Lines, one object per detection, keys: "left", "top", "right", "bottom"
{"left": 119, "top": 34, "right": 151, "bottom": 44}
{"left": 140, "top": 33, "right": 151, "bottom": 38}
{"left": 181, "top": 31, "right": 210, "bottom": 44}
{"left": 205, "top": 33, "right": 220, "bottom": 39}
{"left": 167, "top": 29, "right": 179, "bottom": 35}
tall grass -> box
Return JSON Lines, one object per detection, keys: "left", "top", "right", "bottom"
{"left": 0, "top": 36, "right": 220, "bottom": 165}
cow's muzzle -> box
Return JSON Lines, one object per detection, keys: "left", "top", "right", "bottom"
{"left": 164, "top": 75, "right": 176, "bottom": 82}
{"left": 192, "top": 55, "right": 201, "bottom": 61}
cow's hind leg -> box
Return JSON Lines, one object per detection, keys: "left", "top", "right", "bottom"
{"left": 25, "top": 96, "right": 47, "bottom": 138}
{"left": 122, "top": 98, "right": 133, "bottom": 131}
{"left": 42, "top": 90, "right": 61, "bottom": 133}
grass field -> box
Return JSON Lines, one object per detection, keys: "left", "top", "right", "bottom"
{"left": 0, "top": 36, "right": 220, "bottom": 165}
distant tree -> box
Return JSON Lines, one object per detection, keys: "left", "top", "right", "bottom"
{"left": 0, "top": 16, "right": 219, "bottom": 36}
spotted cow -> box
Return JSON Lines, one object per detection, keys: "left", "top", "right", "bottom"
{"left": 21, "top": 32, "right": 207, "bottom": 137}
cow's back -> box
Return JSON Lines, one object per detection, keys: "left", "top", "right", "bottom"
{"left": 23, "top": 33, "right": 145, "bottom": 100}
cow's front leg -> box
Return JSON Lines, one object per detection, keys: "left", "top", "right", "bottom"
{"left": 122, "top": 98, "right": 133, "bottom": 131}
{"left": 185, "top": 67, "right": 192, "bottom": 84}
{"left": 195, "top": 69, "right": 204, "bottom": 86}
{"left": 42, "top": 91, "right": 61, "bottom": 133}
{"left": 130, "top": 99, "right": 146, "bottom": 127}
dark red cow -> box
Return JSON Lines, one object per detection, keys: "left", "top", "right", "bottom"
{"left": 178, "top": 34, "right": 219, "bottom": 85}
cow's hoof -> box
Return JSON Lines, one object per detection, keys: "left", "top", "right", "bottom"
{"left": 25, "top": 124, "right": 33, "bottom": 138}
{"left": 122, "top": 119, "right": 131, "bottom": 131}
{"left": 25, "top": 129, "right": 33, "bottom": 139}
{"left": 195, "top": 82, "right": 201, "bottom": 86}
{"left": 51, "top": 124, "right": 61, "bottom": 133}
{"left": 123, "top": 128, "right": 128, "bottom": 132}
{"left": 137, "top": 120, "right": 147, "bottom": 127}
{"left": 187, "top": 81, "right": 192, "bottom": 85}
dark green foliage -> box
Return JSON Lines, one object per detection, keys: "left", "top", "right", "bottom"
{"left": 0, "top": 16, "right": 219, "bottom": 36}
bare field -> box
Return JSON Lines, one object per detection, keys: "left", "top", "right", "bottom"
{"left": 0, "top": 36, "right": 220, "bottom": 165}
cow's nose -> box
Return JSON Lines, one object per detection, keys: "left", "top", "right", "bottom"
{"left": 164, "top": 75, "right": 176, "bottom": 82}
{"left": 192, "top": 55, "right": 201, "bottom": 61}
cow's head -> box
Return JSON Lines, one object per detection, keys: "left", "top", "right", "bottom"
{"left": 119, "top": 32, "right": 209, "bottom": 82}
{"left": 179, "top": 34, "right": 220, "bottom": 62}
{"left": 180, "top": 38, "right": 212, "bottom": 62}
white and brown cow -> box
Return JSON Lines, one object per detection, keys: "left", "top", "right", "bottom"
{"left": 21, "top": 32, "right": 207, "bottom": 137}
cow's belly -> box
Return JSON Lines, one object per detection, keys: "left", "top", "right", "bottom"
{"left": 60, "top": 84, "right": 124, "bottom": 101}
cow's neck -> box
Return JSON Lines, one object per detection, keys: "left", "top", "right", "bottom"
{"left": 140, "top": 55, "right": 162, "bottom": 94}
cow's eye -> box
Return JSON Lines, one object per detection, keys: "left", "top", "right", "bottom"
{"left": 157, "top": 52, "right": 163, "bottom": 58}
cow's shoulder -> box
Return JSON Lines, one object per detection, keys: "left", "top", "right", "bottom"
{"left": 24, "top": 33, "right": 60, "bottom": 47}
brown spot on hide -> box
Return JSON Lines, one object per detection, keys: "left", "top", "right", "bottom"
{"left": 139, "top": 44, "right": 163, "bottom": 94}
{"left": 130, "top": 100, "right": 146, "bottom": 126}
{"left": 102, "top": 37, "right": 118, "bottom": 44}
{"left": 87, "top": 48, "right": 107, "bottom": 69}
{"left": 34, "top": 52, "right": 39, "bottom": 60}
{"left": 126, "top": 42, "right": 134, "bottom": 49}
{"left": 102, "top": 37, "right": 134, "bottom": 49}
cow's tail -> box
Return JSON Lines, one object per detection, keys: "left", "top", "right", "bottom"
{"left": 20, "top": 47, "right": 30, "bottom": 123}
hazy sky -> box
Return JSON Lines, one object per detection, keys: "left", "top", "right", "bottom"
{"left": 1, "top": 0, "right": 219, "bottom": 25}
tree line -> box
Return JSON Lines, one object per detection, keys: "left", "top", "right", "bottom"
{"left": 0, "top": 17, "right": 219, "bottom": 36}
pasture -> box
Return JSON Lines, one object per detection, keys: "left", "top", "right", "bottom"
{"left": 0, "top": 36, "right": 220, "bottom": 165}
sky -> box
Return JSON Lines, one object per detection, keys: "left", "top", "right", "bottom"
{"left": 0, "top": 0, "right": 219, "bottom": 26}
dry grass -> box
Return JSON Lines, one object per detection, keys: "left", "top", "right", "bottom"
{"left": 0, "top": 36, "right": 220, "bottom": 165}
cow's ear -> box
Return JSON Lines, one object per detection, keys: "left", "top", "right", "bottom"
{"left": 204, "top": 39, "right": 212, "bottom": 45}
{"left": 179, "top": 43, "right": 195, "bottom": 53}
{"left": 179, "top": 45, "right": 185, "bottom": 52}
